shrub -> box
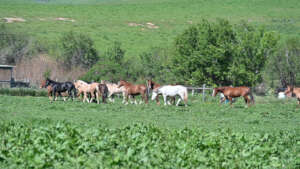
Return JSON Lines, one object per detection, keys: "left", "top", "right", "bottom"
{"left": 60, "top": 31, "right": 98, "bottom": 70}
{"left": 0, "top": 88, "right": 47, "bottom": 97}
{"left": 0, "top": 24, "right": 32, "bottom": 65}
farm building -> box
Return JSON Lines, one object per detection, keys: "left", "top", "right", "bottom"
{"left": 0, "top": 65, "right": 30, "bottom": 88}
{"left": 0, "top": 65, "right": 14, "bottom": 88}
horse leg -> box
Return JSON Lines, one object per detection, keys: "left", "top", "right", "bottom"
{"left": 83, "top": 92, "right": 87, "bottom": 103}
{"left": 52, "top": 90, "right": 56, "bottom": 102}
{"left": 124, "top": 93, "right": 129, "bottom": 105}
{"left": 156, "top": 95, "right": 160, "bottom": 105}
{"left": 48, "top": 90, "right": 52, "bottom": 101}
{"left": 96, "top": 91, "right": 100, "bottom": 104}
{"left": 228, "top": 97, "right": 233, "bottom": 107}
{"left": 244, "top": 96, "right": 250, "bottom": 107}
{"left": 176, "top": 95, "right": 183, "bottom": 106}
{"left": 163, "top": 95, "right": 167, "bottom": 106}
{"left": 144, "top": 92, "right": 148, "bottom": 104}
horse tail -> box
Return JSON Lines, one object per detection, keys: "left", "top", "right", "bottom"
{"left": 72, "top": 85, "right": 77, "bottom": 99}
{"left": 103, "top": 84, "right": 109, "bottom": 98}
{"left": 184, "top": 87, "right": 188, "bottom": 104}
{"left": 146, "top": 86, "right": 149, "bottom": 101}
{"left": 249, "top": 88, "right": 255, "bottom": 104}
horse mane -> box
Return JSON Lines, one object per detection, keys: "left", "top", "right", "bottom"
{"left": 46, "top": 78, "right": 60, "bottom": 84}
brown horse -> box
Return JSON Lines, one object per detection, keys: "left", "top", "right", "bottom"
{"left": 118, "top": 80, "right": 148, "bottom": 104}
{"left": 40, "top": 79, "right": 68, "bottom": 101}
{"left": 284, "top": 85, "right": 300, "bottom": 105}
{"left": 98, "top": 83, "right": 108, "bottom": 103}
{"left": 147, "top": 79, "right": 175, "bottom": 105}
{"left": 212, "top": 86, "right": 254, "bottom": 106}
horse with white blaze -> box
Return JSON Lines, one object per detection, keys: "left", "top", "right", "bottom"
{"left": 151, "top": 85, "right": 188, "bottom": 106}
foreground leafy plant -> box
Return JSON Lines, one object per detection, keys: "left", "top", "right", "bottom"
{"left": 0, "top": 121, "right": 298, "bottom": 168}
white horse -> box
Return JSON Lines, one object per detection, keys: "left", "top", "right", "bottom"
{"left": 101, "top": 80, "right": 127, "bottom": 103}
{"left": 151, "top": 85, "right": 188, "bottom": 106}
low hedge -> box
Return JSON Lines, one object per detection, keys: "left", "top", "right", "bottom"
{"left": 0, "top": 88, "right": 47, "bottom": 97}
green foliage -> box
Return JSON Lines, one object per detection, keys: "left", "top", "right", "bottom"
{"left": 0, "top": 121, "right": 298, "bottom": 168}
{"left": 82, "top": 41, "right": 126, "bottom": 82}
{"left": 172, "top": 19, "right": 278, "bottom": 86}
{"left": 60, "top": 31, "right": 98, "bottom": 70}
{"left": 139, "top": 47, "right": 176, "bottom": 83}
{"left": 0, "top": 24, "right": 32, "bottom": 64}
{"left": 266, "top": 37, "right": 300, "bottom": 87}
{"left": 43, "top": 69, "right": 51, "bottom": 79}
{"left": 0, "top": 88, "right": 47, "bottom": 97}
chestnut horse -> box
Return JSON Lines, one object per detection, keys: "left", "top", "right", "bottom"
{"left": 147, "top": 79, "right": 175, "bottom": 105}
{"left": 118, "top": 80, "right": 148, "bottom": 105}
{"left": 212, "top": 86, "right": 254, "bottom": 106}
{"left": 284, "top": 86, "right": 300, "bottom": 105}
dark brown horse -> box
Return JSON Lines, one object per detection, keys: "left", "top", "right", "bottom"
{"left": 40, "top": 79, "right": 68, "bottom": 101}
{"left": 118, "top": 80, "right": 148, "bottom": 104}
{"left": 98, "top": 83, "right": 109, "bottom": 103}
{"left": 284, "top": 85, "right": 300, "bottom": 105}
{"left": 147, "top": 79, "right": 175, "bottom": 105}
{"left": 212, "top": 86, "right": 254, "bottom": 106}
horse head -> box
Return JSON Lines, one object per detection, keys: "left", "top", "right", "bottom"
{"left": 212, "top": 88, "right": 219, "bottom": 97}
{"left": 118, "top": 80, "right": 127, "bottom": 88}
{"left": 284, "top": 85, "right": 294, "bottom": 95}
{"left": 40, "top": 79, "right": 46, "bottom": 88}
{"left": 151, "top": 88, "right": 160, "bottom": 101}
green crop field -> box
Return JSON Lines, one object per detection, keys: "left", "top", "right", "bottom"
{"left": 0, "top": 94, "right": 299, "bottom": 168}
{"left": 1, "top": 0, "right": 300, "bottom": 57}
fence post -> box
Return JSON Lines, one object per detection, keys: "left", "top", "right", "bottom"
{"left": 192, "top": 89, "right": 194, "bottom": 96}
{"left": 202, "top": 84, "right": 205, "bottom": 102}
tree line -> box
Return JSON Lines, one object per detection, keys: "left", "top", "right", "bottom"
{"left": 1, "top": 19, "right": 300, "bottom": 88}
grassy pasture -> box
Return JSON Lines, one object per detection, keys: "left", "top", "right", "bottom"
{"left": 0, "top": 94, "right": 299, "bottom": 168}
{"left": 1, "top": 0, "right": 300, "bottom": 57}
{"left": 0, "top": 94, "right": 299, "bottom": 133}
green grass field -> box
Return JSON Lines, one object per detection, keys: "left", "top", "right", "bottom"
{"left": 1, "top": 94, "right": 299, "bottom": 133}
{"left": 0, "top": 94, "right": 299, "bottom": 168}
{"left": 1, "top": 0, "right": 300, "bottom": 57}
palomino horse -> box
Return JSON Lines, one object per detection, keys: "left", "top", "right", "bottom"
{"left": 147, "top": 79, "right": 175, "bottom": 105}
{"left": 74, "top": 80, "right": 101, "bottom": 104}
{"left": 212, "top": 86, "right": 254, "bottom": 106}
{"left": 101, "top": 80, "right": 126, "bottom": 103}
{"left": 118, "top": 80, "right": 148, "bottom": 105}
{"left": 284, "top": 86, "right": 300, "bottom": 105}
{"left": 43, "top": 78, "right": 76, "bottom": 101}
{"left": 40, "top": 80, "right": 68, "bottom": 101}
{"left": 151, "top": 85, "right": 188, "bottom": 107}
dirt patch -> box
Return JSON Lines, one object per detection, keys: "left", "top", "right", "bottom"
{"left": 3, "top": 17, "right": 26, "bottom": 23}
{"left": 128, "top": 22, "right": 143, "bottom": 27}
{"left": 55, "top": 17, "right": 75, "bottom": 22}
{"left": 146, "top": 22, "right": 159, "bottom": 29}
{"left": 128, "top": 22, "right": 159, "bottom": 29}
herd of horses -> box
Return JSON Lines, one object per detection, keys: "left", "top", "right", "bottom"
{"left": 40, "top": 78, "right": 300, "bottom": 107}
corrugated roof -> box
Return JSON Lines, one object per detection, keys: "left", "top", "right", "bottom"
{"left": 0, "top": 65, "right": 15, "bottom": 68}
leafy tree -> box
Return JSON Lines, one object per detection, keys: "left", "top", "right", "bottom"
{"left": 266, "top": 37, "right": 300, "bottom": 87}
{"left": 0, "top": 24, "right": 32, "bottom": 65}
{"left": 60, "top": 31, "right": 98, "bottom": 70}
{"left": 139, "top": 47, "right": 175, "bottom": 83}
{"left": 172, "top": 19, "right": 278, "bottom": 86}
{"left": 81, "top": 41, "right": 126, "bottom": 82}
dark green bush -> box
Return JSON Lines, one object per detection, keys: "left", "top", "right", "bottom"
{"left": 0, "top": 88, "right": 47, "bottom": 97}
{"left": 60, "top": 31, "right": 98, "bottom": 70}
